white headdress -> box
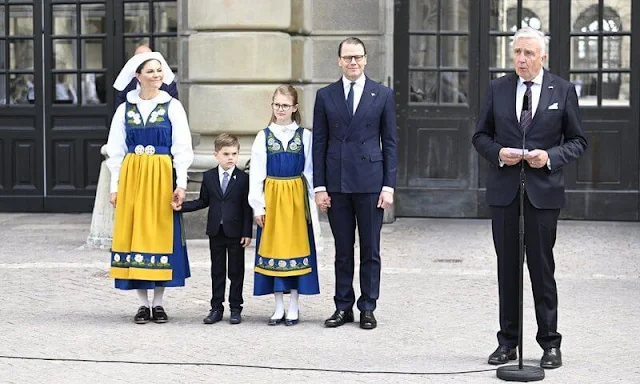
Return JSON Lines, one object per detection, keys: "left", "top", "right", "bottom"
{"left": 112, "top": 51, "right": 175, "bottom": 91}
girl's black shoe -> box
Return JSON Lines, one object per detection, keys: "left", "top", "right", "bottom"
{"left": 268, "top": 314, "right": 285, "bottom": 325}
{"left": 134, "top": 306, "right": 151, "bottom": 324}
{"left": 152, "top": 306, "right": 169, "bottom": 323}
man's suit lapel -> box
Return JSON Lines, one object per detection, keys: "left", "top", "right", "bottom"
{"left": 329, "top": 80, "right": 351, "bottom": 125}
{"left": 223, "top": 168, "right": 240, "bottom": 198}
{"left": 345, "top": 77, "right": 377, "bottom": 140}
{"left": 352, "top": 78, "right": 376, "bottom": 122}
{"left": 211, "top": 166, "right": 223, "bottom": 199}
{"left": 531, "top": 70, "right": 555, "bottom": 127}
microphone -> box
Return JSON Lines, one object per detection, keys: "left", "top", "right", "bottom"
{"left": 521, "top": 93, "right": 528, "bottom": 170}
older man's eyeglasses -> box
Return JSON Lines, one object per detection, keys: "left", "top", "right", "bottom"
{"left": 272, "top": 103, "right": 293, "bottom": 111}
{"left": 341, "top": 55, "right": 365, "bottom": 63}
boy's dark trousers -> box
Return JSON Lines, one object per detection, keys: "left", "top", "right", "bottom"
{"left": 209, "top": 224, "right": 245, "bottom": 313}
{"left": 179, "top": 166, "right": 253, "bottom": 313}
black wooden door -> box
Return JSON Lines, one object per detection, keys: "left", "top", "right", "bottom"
{"left": 43, "top": 0, "right": 115, "bottom": 212}
{"left": 0, "top": 0, "right": 177, "bottom": 213}
{"left": 396, "top": 0, "right": 639, "bottom": 220}
{"left": 477, "top": 0, "right": 638, "bottom": 220}
{"left": 42, "top": 0, "right": 178, "bottom": 212}
{"left": 394, "top": 0, "right": 481, "bottom": 217}
{"left": 557, "top": 0, "right": 638, "bottom": 220}
{"left": 0, "top": 0, "right": 44, "bottom": 211}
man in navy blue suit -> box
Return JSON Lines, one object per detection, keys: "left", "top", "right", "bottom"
{"left": 313, "top": 37, "right": 398, "bottom": 330}
{"left": 116, "top": 45, "right": 178, "bottom": 106}
{"left": 473, "top": 27, "right": 587, "bottom": 369}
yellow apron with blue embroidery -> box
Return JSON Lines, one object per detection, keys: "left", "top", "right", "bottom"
{"left": 110, "top": 150, "right": 174, "bottom": 281}
{"left": 255, "top": 175, "right": 311, "bottom": 277}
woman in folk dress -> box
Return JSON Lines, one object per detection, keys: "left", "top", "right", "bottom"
{"left": 106, "top": 51, "right": 193, "bottom": 324}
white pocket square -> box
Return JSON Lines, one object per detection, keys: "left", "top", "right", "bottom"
{"left": 548, "top": 103, "right": 559, "bottom": 110}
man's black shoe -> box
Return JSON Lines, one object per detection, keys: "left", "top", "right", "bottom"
{"left": 540, "top": 347, "right": 562, "bottom": 369}
{"left": 359, "top": 310, "right": 377, "bottom": 329}
{"left": 324, "top": 310, "right": 354, "bottom": 328}
{"left": 488, "top": 345, "right": 517, "bottom": 365}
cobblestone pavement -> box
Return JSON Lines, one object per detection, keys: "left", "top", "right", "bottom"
{"left": 0, "top": 213, "right": 639, "bottom": 383}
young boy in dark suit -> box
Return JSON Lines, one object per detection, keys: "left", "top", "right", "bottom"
{"left": 174, "top": 133, "right": 253, "bottom": 324}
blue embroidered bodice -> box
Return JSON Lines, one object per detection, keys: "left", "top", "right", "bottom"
{"left": 264, "top": 127, "right": 305, "bottom": 178}
{"left": 124, "top": 101, "right": 173, "bottom": 149}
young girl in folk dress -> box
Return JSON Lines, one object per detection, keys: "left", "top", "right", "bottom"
{"left": 248, "top": 85, "right": 320, "bottom": 325}
{"left": 106, "top": 52, "right": 193, "bottom": 324}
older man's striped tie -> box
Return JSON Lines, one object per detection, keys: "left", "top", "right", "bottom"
{"left": 520, "top": 81, "right": 533, "bottom": 131}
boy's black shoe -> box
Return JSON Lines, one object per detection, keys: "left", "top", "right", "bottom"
{"left": 203, "top": 309, "right": 223, "bottom": 324}
{"left": 229, "top": 310, "right": 242, "bottom": 324}
{"left": 152, "top": 306, "right": 169, "bottom": 323}
{"left": 134, "top": 306, "right": 151, "bottom": 324}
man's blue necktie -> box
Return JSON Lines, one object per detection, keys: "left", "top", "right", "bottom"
{"left": 347, "top": 81, "right": 355, "bottom": 117}
{"left": 221, "top": 171, "right": 229, "bottom": 194}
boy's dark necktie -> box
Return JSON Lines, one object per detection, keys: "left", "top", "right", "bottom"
{"left": 221, "top": 171, "right": 229, "bottom": 194}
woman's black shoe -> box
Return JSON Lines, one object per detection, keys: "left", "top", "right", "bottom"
{"left": 134, "top": 306, "right": 151, "bottom": 324}
{"left": 152, "top": 306, "right": 169, "bottom": 323}
{"left": 285, "top": 318, "right": 299, "bottom": 326}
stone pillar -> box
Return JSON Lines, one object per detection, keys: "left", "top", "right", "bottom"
{"left": 184, "top": 0, "right": 292, "bottom": 174}
{"left": 181, "top": 0, "right": 298, "bottom": 238}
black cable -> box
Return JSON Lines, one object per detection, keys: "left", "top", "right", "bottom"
{"left": 0, "top": 355, "right": 496, "bottom": 376}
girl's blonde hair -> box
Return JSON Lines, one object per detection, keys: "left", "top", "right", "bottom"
{"left": 269, "top": 84, "right": 301, "bottom": 125}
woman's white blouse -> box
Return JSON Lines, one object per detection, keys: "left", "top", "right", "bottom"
{"left": 106, "top": 90, "right": 194, "bottom": 193}
{"left": 248, "top": 122, "right": 314, "bottom": 217}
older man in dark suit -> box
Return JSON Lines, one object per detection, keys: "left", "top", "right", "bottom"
{"left": 313, "top": 37, "right": 398, "bottom": 330}
{"left": 473, "top": 27, "right": 587, "bottom": 369}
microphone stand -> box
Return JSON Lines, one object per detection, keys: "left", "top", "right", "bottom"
{"left": 497, "top": 96, "right": 545, "bottom": 382}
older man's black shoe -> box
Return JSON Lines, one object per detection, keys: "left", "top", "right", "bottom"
{"left": 488, "top": 345, "right": 517, "bottom": 365}
{"left": 324, "top": 310, "right": 354, "bottom": 327}
{"left": 540, "top": 347, "right": 562, "bottom": 369}
{"left": 203, "top": 309, "right": 223, "bottom": 324}
{"left": 360, "top": 310, "right": 377, "bottom": 329}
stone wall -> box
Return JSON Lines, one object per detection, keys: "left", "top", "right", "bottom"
{"left": 87, "top": 0, "right": 394, "bottom": 245}
{"left": 183, "top": 0, "right": 390, "bottom": 172}
{"left": 181, "top": 0, "right": 394, "bottom": 237}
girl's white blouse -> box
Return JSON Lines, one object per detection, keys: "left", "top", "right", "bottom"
{"left": 248, "top": 122, "right": 314, "bottom": 217}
